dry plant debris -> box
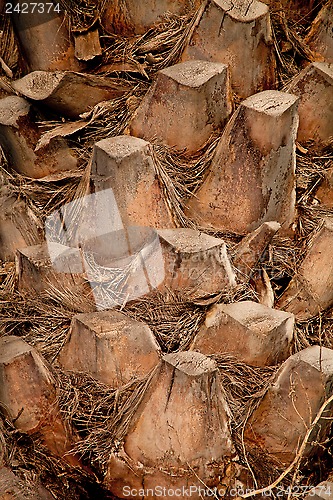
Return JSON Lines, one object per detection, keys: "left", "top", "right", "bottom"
{"left": 0, "top": 0, "right": 333, "bottom": 499}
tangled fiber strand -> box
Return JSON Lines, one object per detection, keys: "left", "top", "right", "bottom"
{"left": 153, "top": 133, "right": 220, "bottom": 227}
{"left": 97, "top": 5, "right": 205, "bottom": 78}
{"left": 213, "top": 354, "right": 277, "bottom": 432}
{"left": 0, "top": 413, "right": 96, "bottom": 500}
{"left": 270, "top": 1, "right": 316, "bottom": 88}
{"left": 0, "top": 263, "right": 76, "bottom": 364}
{"left": 58, "top": 0, "right": 107, "bottom": 31}
{"left": 295, "top": 313, "right": 333, "bottom": 351}
{"left": 56, "top": 366, "right": 158, "bottom": 474}
{"left": 0, "top": 289, "right": 73, "bottom": 363}
{"left": 99, "top": 11, "right": 194, "bottom": 76}
{"left": 212, "top": 354, "right": 280, "bottom": 487}
{"left": 124, "top": 289, "right": 207, "bottom": 352}
{"left": 80, "top": 87, "right": 147, "bottom": 146}
{"left": 0, "top": 165, "right": 84, "bottom": 224}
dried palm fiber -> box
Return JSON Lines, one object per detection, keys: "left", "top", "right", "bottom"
{"left": 0, "top": 1, "right": 332, "bottom": 496}
{"left": 0, "top": 13, "right": 19, "bottom": 77}
{"left": 297, "top": 194, "right": 333, "bottom": 242}
{"left": 135, "top": 2, "right": 211, "bottom": 72}
{"left": 269, "top": 1, "right": 316, "bottom": 88}
{"left": 98, "top": 6, "right": 205, "bottom": 76}
{"left": 123, "top": 282, "right": 261, "bottom": 353}
{"left": 0, "top": 165, "right": 98, "bottom": 316}
{"left": 297, "top": 151, "right": 332, "bottom": 194}
{"left": 0, "top": 403, "right": 103, "bottom": 500}
{"left": 34, "top": 84, "right": 148, "bottom": 153}
{"left": 211, "top": 354, "right": 281, "bottom": 486}
{"left": 152, "top": 133, "right": 220, "bottom": 227}
{"left": 212, "top": 354, "right": 277, "bottom": 431}
{"left": 1, "top": 147, "right": 90, "bottom": 232}
{"left": 98, "top": 12, "right": 192, "bottom": 76}
{"left": 0, "top": 273, "right": 74, "bottom": 364}
{"left": 0, "top": 167, "right": 83, "bottom": 228}
{"left": 56, "top": 366, "right": 158, "bottom": 473}
{"left": 79, "top": 88, "right": 147, "bottom": 145}
{"left": 296, "top": 150, "right": 333, "bottom": 206}
{"left": 0, "top": 260, "right": 15, "bottom": 295}
{"left": 58, "top": 0, "right": 107, "bottom": 31}
{"left": 123, "top": 289, "right": 206, "bottom": 352}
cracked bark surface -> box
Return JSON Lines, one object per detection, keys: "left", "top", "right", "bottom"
{"left": 105, "top": 351, "right": 234, "bottom": 498}
{"left": 182, "top": 0, "right": 276, "bottom": 97}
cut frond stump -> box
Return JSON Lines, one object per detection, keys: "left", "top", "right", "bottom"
{"left": 287, "top": 62, "right": 333, "bottom": 145}
{"left": 192, "top": 300, "right": 294, "bottom": 366}
{"left": 277, "top": 218, "right": 333, "bottom": 320}
{"left": 91, "top": 135, "right": 175, "bottom": 229}
{"left": 233, "top": 221, "right": 281, "bottom": 279}
{"left": 12, "top": 71, "right": 132, "bottom": 119}
{"left": 185, "top": 90, "right": 299, "bottom": 235}
{"left": 58, "top": 310, "right": 161, "bottom": 387}
{"left": 0, "top": 336, "right": 81, "bottom": 467}
{"left": 105, "top": 351, "right": 235, "bottom": 498}
{"left": 244, "top": 345, "right": 333, "bottom": 467}
{"left": 0, "top": 96, "right": 77, "bottom": 178}
{"left": 306, "top": 1, "right": 333, "bottom": 63}
{"left": 11, "top": 1, "right": 80, "bottom": 72}
{"left": 157, "top": 227, "right": 236, "bottom": 299}
{"left": 182, "top": 0, "right": 276, "bottom": 98}
{"left": 129, "top": 60, "right": 233, "bottom": 154}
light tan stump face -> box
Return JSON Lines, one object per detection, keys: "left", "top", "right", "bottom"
{"left": 245, "top": 346, "right": 333, "bottom": 466}
{"left": 185, "top": 90, "right": 299, "bottom": 235}
{"left": 157, "top": 228, "right": 236, "bottom": 299}
{"left": 58, "top": 310, "right": 161, "bottom": 387}
{"left": 123, "top": 351, "right": 234, "bottom": 467}
{"left": 287, "top": 63, "right": 333, "bottom": 144}
{"left": 91, "top": 136, "right": 174, "bottom": 229}
{"left": 192, "top": 301, "right": 294, "bottom": 366}
{"left": 182, "top": 0, "right": 276, "bottom": 98}
{"left": 129, "top": 60, "right": 233, "bottom": 154}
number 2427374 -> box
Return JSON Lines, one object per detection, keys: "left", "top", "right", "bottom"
{"left": 5, "top": 3, "right": 61, "bottom": 14}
